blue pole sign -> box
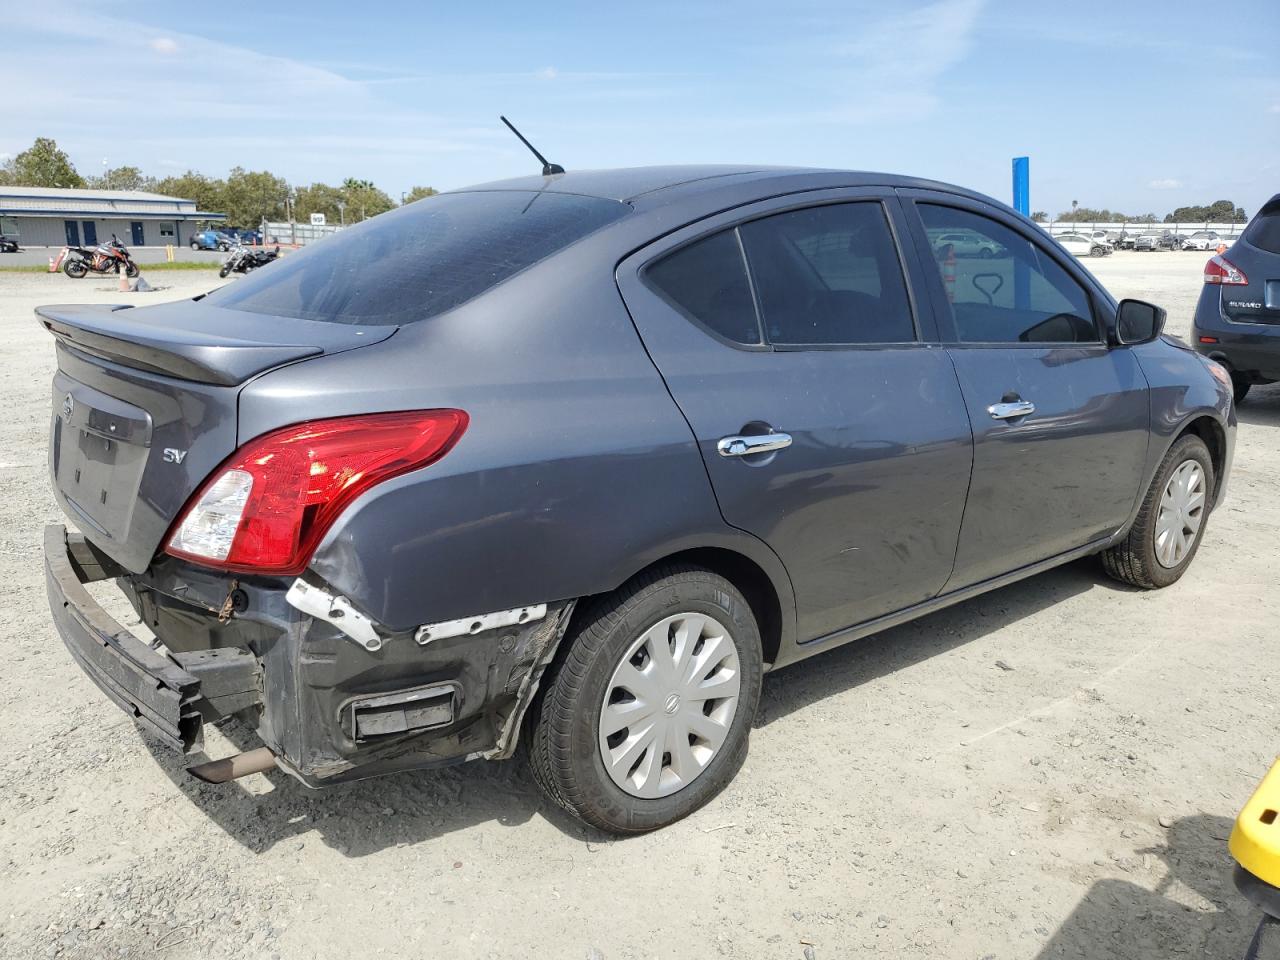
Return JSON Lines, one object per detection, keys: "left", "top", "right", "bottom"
{"left": 1011, "top": 156, "right": 1030, "bottom": 216}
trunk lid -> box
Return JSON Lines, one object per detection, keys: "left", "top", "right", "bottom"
{"left": 40, "top": 299, "right": 396, "bottom": 573}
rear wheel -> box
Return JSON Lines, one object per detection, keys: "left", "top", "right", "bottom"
{"left": 1232, "top": 372, "right": 1252, "bottom": 405}
{"left": 1101, "top": 434, "right": 1214, "bottom": 589}
{"left": 190, "top": 241, "right": 199, "bottom": 250}
{"left": 63, "top": 260, "right": 87, "bottom": 278}
{"left": 529, "top": 565, "right": 763, "bottom": 834}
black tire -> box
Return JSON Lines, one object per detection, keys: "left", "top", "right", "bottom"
{"left": 1232, "top": 373, "right": 1251, "bottom": 405}
{"left": 218, "top": 265, "right": 230, "bottom": 278}
{"left": 63, "top": 260, "right": 87, "bottom": 279}
{"left": 1101, "top": 434, "right": 1214, "bottom": 589}
{"left": 529, "top": 564, "right": 763, "bottom": 834}
{"left": 125, "top": 261, "right": 140, "bottom": 279}
{"left": 190, "top": 241, "right": 199, "bottom": 250}
{"left": 1091, "top": 246, "right": 1106, "bottom": 258}
{"left": 978, "top": 247, "right": 994, "bottom": 259}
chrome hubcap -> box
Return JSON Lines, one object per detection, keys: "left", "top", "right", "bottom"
{"left": 598, "top": 612, "right": 741, "bottom": 799}
{"left": 1155, "top": 459, "right": 1205, "bottom": 568}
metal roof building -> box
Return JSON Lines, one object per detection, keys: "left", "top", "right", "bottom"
{"left": 0, "top": 186, "right": 226, "bottom": 248}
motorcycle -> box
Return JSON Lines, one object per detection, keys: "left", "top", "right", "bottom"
{"left": 0, "top": 234, "right": 19, "bottom": 253}
{"left": 62, "top": 235, "right": 139, "bottom": 279}
{"left": 218, "top": 242, "right": 280, "bottom": 278}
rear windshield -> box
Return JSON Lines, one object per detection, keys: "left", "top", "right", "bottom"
{"left": 208, "top": 190, "right": 629, "bottom": 325}
{"left": 1245, "top": 199, "right": 1280, "bottom": 255}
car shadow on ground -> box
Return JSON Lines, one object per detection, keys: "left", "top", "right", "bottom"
{"left": 1236, "top": 382, "right": 1280, "bottom": 429}
{"left": 1033, "top": 814, "right": 1257, "bottom": 960}
{"left": 143, "top": 556, "right": 1130, "bottom": 856}
{"left": 756, "top": 557, "right": 1121, "bottom": 728}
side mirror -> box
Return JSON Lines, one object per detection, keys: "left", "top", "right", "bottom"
{"left": 1114, "top": 298, "right": 1166, "bottom": 345}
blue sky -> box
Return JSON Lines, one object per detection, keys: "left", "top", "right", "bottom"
{"left": 2, "top": 1, "right": 1276, "bottom": 217}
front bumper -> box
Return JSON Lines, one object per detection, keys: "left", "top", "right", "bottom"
{"left": 44, "top": 524, "right": 259, "bottom": 752}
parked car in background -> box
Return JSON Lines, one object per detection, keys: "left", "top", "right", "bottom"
{"left": 1056, "top": 233, "right": 1111, "bottom": 258}
{"left": 929, "top": 229, "right": 1003, "bottom": 258}
{"left": 189, "top": 229, "right": 234, "bottom": 251}
{"left": 1193, "top": 194, "right": 1280, "bottom": 404}
{"left": 1183, "top": 231, "right": 1232, "bottom": 252}
{"left": 1157, "top": 232, "right": 1187, "bottom": 251}
{"left": 1135, "top": 232, "right": 1164, "bottom": 251}
{"left": 221, "top": 228, "right": 264, "bottom": 245}
{"left": 39, "top": 166, "right": 1235, "bottom": 834}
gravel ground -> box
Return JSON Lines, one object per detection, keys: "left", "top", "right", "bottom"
{"left": 1, "top": 253, "right": 1277, "bottom": 960}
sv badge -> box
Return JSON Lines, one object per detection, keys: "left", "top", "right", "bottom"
{"left": 163, "top": 448, "right": 188, "bottom": 465}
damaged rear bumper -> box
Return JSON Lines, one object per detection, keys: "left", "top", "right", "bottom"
{"left": 44, "top": 524, "right": 259, "bottom": 752}
{"left": 44, "top": 523, "right": 574, "bottom": 786}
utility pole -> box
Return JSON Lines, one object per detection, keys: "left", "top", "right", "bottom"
{"left": 102, "top": 158, "right": 109, "bottom": 190}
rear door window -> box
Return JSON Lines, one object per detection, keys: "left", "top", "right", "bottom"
{"left": 738, "top": 202, "right": 915, "bottom": 345}
{"left": 209, "top": 191, "right": 629, "bottom": 325}
{"left": 644, "top": 230, "right": 761, "bottom": 345}
{"left": 918, "top": 204, "right": 1098, "bottom": 344}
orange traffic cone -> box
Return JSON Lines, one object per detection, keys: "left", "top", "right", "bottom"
{"left": 942, "top": 246, "right": 957, "bottom": 303}
{"left": 118, "top": 268, "right": 129, "bottom": 292}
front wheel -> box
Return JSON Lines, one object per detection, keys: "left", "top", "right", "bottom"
{"left": 1091, "top": 246, "right": 1106, "bottom": 257}
{"left": 63, "top": 260, "right": 88, "bottom": 278}
{"left": 1101, "top": 434, "right": 1214, "bottom": 589}
{"left": 124, "top": 261, "right": 140, "bottom": 279}
{"left": 218, "top": 265, "right": 231, "bottom": 278}
{"left": 529, "top": 565, "right": 763, "bottom": 834}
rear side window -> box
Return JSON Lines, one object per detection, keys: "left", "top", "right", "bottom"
{"left": 918, "top": 204, "right": 1098, "bottom": 344}
{"left": 644, "top": 230, "right": 761, "bottom": 345}
{"left": 208, "top": 191, "right": 629, "bottom": 325}
{"left": 1246, "top": 200, "right": 1280, "bottom": 254}
{"left": 740, "top": 203, "right": 914, "bottom": 345}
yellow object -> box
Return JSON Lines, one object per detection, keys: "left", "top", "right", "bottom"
{"left": 1230, "top": 758, "right": 1280, "bottom": 887}
{"left": 165, "top": 244, "right": 175, "bottom": 262}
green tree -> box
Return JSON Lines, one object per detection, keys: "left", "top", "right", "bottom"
{"left": 152, "top": 171, "right": 227, "bottom": 214}
{"left": 293, "top": 182, "right": 346, "bottom": 224}
{"left": 1165, "top": 200, "right": 1247, "bottom": 223}
{"left": 1031, "top": 211, "right": 1048, "bottom": 223}
{"left": 86, "top": 165, "right": 153, "bottom": 191}
{"left": 223, "top": 167, "right": 289, "bottom": 227}
{"left": 341, "top": 177, "right": 394, "bottom": 221}
{"left": 403, "top": 185, "right": 438, "bottom": 204}
{"left": 0, "top": 137, "right": 85, "bottom": 188}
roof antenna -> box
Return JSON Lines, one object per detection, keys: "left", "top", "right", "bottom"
{"left": 500, "top": 116, "right": 565, "bottom": 176}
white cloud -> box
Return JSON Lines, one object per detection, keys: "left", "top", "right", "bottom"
{"left": 1269, "top": 103, "right": 1280, "bottom": 114}
{"left": 536, "top": 66, "right": 558, "bottom": 80}
{"left": 149, "top": 37, "right": 178, "bottom": 55}
{"left": 1149, "top": 178, "right": 1182, "bottom": 189}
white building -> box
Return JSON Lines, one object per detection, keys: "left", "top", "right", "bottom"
{"left": 0, "top": 186, "right": 226, "bottom": 247}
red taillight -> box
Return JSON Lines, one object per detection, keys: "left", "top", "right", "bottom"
{"left": 1204, "top": 254, "right": 1248, "bottom": 285}
{"left": 1199, "top": 336, "right": 1219, "bottom": 344}
{"left": 166, "top": 410, "right": 468, "bottom": 574}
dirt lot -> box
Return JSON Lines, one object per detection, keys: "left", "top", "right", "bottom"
{"left": 1, "top": 253, "right": 1277, "bottom": 960}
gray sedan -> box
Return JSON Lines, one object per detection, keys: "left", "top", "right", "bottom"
{"left": 39, "top": 165, "right": 1234, "bottom": 833}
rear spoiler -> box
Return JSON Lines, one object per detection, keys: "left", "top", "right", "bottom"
{"left": 36, "top": 303, "right": 392, "bottom": 386}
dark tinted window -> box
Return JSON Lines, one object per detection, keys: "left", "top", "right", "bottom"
{"left": 919, "top": 204, "right": 1098, "bottom": 344}
{"left": 645, "top": 230, "right": 761, "bottom": 344}
{"left": 209, "top": 191, "right": 629, "bottom": 325}
{"left": 739, "top": 202, "right": 914, "bottom": 345}
{"left": 1245, "top": 200, "right": 1280, "bottom": 254}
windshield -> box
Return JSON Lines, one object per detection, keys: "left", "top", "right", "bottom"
{"left": 208, "top": 190, "right": 629, "bottom": 325}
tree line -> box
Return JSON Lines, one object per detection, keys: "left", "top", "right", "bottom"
{"left": 0, "top": 137, "right": 438, "bottom": 228}
{"left": 1032, "top": 200, "right": 1248, "bottom": 224}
